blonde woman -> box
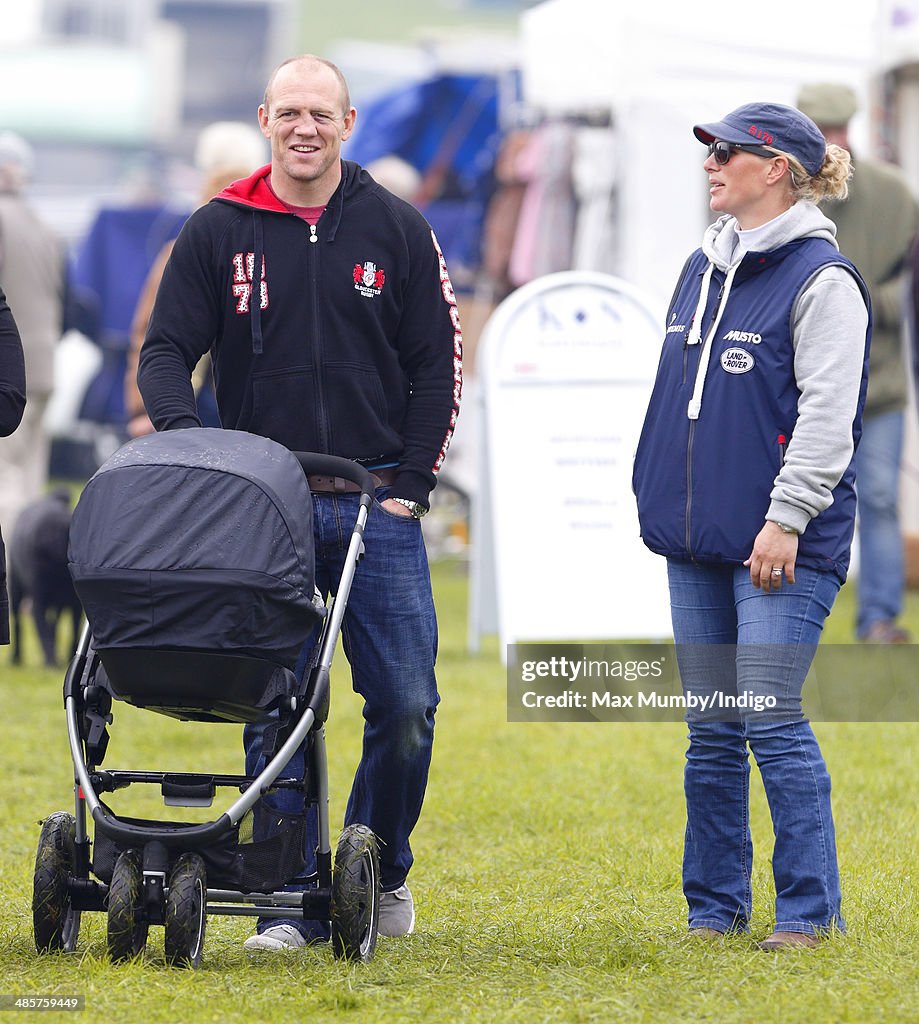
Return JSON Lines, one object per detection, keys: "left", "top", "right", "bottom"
{"left": 632, "top": 104, "right": 870, "bottom": 949}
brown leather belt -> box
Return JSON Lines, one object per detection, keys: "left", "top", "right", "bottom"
{"left": 307, "top": 466, "right": 397, "bottom": 494}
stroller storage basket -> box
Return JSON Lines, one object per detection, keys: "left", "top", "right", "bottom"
{"left": 92, "top": 812, "right": 306, "bottom": 892}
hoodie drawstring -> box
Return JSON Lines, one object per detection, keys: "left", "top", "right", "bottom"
{"left": 250, "top": 211, "right": 264, "bottom": 355}
{"left": 685, "top": 263, "right": 713, "bottom": 349}
{"left": 687, "top": 262, "right": 738, "bottom": 420}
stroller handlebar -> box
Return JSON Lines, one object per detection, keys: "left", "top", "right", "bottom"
{"left": 292, "top": 452, "right": 377, "bottom": 500}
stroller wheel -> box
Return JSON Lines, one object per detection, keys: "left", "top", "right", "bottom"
{"left": 330, "top": 824, "right": 380, "bottom": 962}
{"left": 32, "top": 812, "right": 82, "bottom": 953}
{"left": 107, "top": 850, "right": 148, "bottom": 962}
{"left": 164, "top": 854, "right": 207, "bottom": 968}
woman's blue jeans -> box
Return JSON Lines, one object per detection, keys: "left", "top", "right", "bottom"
{"left": 243, "top": 489, "right": 439, "bottom": 937}
{"left": 667, "top": 559, "right": 845, "bottom": 936}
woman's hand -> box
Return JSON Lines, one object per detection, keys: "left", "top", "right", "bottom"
{"left": 744, "top": 521, "right": 798, "bottom": 592}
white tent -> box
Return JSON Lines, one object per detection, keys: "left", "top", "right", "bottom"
{"left": 518, "top": 0, "right": 880, "bottom": 309}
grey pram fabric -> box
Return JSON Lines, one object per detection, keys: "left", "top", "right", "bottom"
{"left": 69, "top": 428, "right": 319, "bottom": 669}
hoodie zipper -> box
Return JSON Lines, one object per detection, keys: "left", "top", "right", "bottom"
{"left": 305, "top": 219, "right": 330, "bottom": 451}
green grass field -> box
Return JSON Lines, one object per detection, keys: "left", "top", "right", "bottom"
{"left": 0, "top": 562, "right": 916, "bottom": 1023}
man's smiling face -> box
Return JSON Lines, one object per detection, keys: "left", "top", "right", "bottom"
{"left": 258, "top": 58, "right": 356, "bottom": 205}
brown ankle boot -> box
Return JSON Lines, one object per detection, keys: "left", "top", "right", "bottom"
{"left": 758, "top": 930, "right": 820, "bottom": 950}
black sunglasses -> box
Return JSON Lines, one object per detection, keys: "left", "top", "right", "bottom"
{"left": 708, "top": 139, "right": 776, "bottom": 165}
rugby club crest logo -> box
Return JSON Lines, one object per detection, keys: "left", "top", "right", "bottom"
{"left": 353, "top": 260, "right": 385, "bottom": 298}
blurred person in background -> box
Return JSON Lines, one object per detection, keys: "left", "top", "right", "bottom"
{"left": 124, "top": 121, "right": 267, "bottom": 437}
{"left": 797, "top": 83, "right": 919, "bottom": 644}
{"left": 0, "top": 286, "right": 25, "bottom": 646}
{"left": 71, "top": 155, "right": 187, "bottom": 431}
{"left": 0, "top": 132, "right": 67, "bottom": 537}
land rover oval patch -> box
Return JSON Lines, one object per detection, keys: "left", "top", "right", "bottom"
{"left": 720, "top": 348, "right": 755, "bottom": 374}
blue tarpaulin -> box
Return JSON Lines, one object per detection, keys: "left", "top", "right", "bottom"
{"left": 346, "top": 72, "right": 512, "bottom": 276}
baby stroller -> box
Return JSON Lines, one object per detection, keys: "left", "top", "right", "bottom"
{"left": 31, "top": 428, "right": 381, "bottom": 968}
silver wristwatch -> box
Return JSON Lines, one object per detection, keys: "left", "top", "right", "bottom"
{"left": 391, "top": 497, "right": 428, "bottom": 519}
{"left": 775, "top": 522, "right": 799, "bottom": 535}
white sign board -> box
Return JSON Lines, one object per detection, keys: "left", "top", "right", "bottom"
{"left": 469, "top": 272, "right": 672, "bottom": 658}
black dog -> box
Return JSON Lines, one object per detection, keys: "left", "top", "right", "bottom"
{"left": 8, "top": 488, "right": 83, "bottom": 667}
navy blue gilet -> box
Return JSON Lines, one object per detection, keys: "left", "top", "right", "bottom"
{"left": 632, "top": 236, "right": 871, "bottom": 582}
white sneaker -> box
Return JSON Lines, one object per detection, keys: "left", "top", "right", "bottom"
{"left": 378, "top": 884, "right": 415, "bottom": 937}
{"left": 243, "top": 924, "right": 308, "bottom": 950}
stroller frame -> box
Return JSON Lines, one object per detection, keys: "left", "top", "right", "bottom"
{"left": 33, "top": 452, "right": 382, "bottom": 967}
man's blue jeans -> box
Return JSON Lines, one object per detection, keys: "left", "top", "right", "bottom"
{"left": 667, "top": 559, "right": 845, "bottom": 936}
{"left": 243, "top": 488, "right": 439, "bottom": 937}
{"left": 855, "top": 409, "right": 905, "bottom": 636}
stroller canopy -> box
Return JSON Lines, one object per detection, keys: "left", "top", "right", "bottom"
{"left": 69, "top": 428, "right": 319, "bottom": 668}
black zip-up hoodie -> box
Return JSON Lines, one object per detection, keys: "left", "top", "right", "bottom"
{"left": 138, "top": 161, "right": 462, "bottom": 506}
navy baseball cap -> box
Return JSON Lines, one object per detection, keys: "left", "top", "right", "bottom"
{"left": 693, "top": 102, "right": 826, "bottom": 176}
